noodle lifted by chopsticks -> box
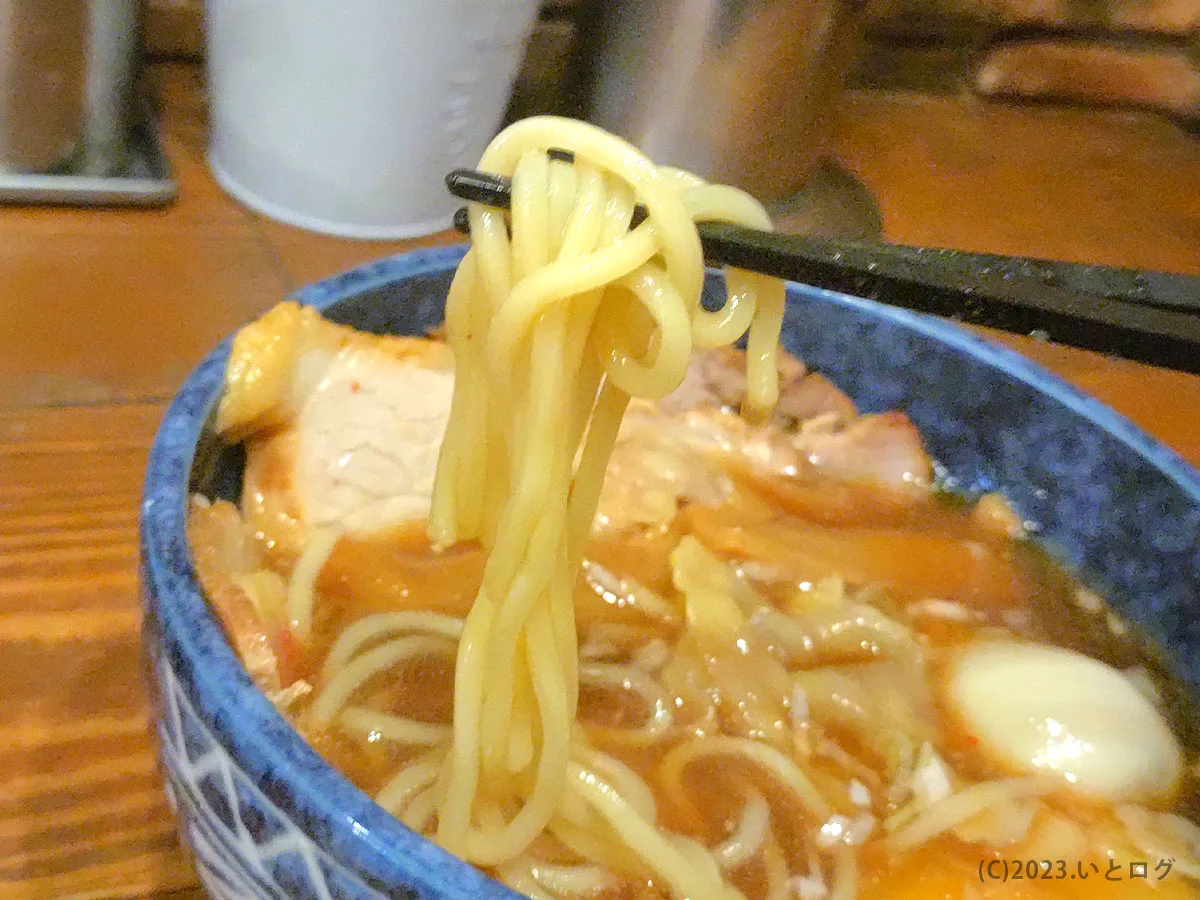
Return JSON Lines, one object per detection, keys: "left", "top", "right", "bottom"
{"left": 426, "top": 116, "right": 786, "bottom": 897}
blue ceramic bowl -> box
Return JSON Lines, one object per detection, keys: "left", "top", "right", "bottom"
{"left": 140, "top": 245, "right": 1200, "bottom": 900}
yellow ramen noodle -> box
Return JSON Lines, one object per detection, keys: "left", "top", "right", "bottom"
{"left": 428, "top": 116, "right": 786, "bottom": 898}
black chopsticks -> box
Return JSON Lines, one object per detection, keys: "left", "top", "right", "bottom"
{"left": 445, "top": 168, "right": 1200, "bottom": 375}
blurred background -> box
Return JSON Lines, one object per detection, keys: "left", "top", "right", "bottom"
{"left": 5, "top": 0, "right": 1200, "bottom": 238}
{"left": 1, "top": 0, "right": 1199, "bottom": 413}
{"left": 1, "top": 0, "right": 1198, "bottom": 410}
{"left": 139, "top": 0, "right": 1200, "bottom": 136}
{"left": 160, "top": 0, "right": 1200, "bottom": 240}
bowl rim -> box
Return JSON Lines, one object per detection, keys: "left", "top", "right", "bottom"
{"left": 140, "top": 243, "right": 1200, "bottom": 898}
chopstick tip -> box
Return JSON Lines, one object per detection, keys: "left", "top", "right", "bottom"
{"left": 453, "top": 207, "right": 470, "bottom": 235}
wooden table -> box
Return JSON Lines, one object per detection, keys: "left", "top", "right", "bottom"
{"left": 3, "top": 63, "right": 1200, "bottom": 900}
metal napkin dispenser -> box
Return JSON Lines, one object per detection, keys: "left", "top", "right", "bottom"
{"left": 0, "top": 0, "right": 174, "bottom": 205}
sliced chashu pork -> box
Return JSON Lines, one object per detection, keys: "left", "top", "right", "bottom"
{"left": 196, "top": 302, "right": 950, "bottom": 690}
{"left": 214, "top": 301, "right": 455, "bottom": 566}
{"left": 214, "top": 301, "right": 936, "bottom": 556}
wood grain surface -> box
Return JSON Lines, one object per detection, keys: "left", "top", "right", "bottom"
{"left": 2, "top": 62, "right": 1200, "bottom": 900}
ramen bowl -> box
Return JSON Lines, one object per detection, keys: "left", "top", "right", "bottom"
{"left": 139, "top": 244, "right": 1200, "bottom": 900}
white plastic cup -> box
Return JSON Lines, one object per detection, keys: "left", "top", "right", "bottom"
{"left": 205, "top": 0, "right": 540, "bottom": 239}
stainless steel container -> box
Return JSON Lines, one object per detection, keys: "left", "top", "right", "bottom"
{"left": 0, "top": 0, "right": 141, "bottom": 175}
{"left": 581, "top": 0, "right": 879, "bottom": 205}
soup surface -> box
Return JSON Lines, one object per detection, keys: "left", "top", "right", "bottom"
{"left": 190, "top": 303, "right": 1200, "bottom": 900}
